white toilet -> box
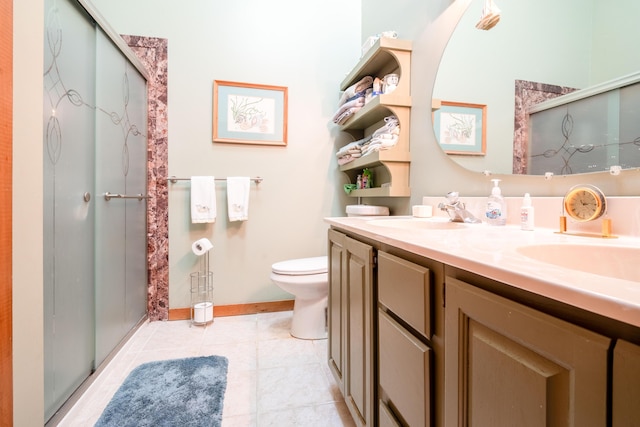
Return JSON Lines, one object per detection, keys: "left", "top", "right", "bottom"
{"left": 270, "top": 256, "right": 328, "bottom": 340}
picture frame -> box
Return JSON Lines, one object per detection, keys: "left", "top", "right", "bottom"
{"left": 433, "top": 101, "right": 486, "bottom": 155}
{"left": 213, "top": 80, "right": 288, "bottom": 146}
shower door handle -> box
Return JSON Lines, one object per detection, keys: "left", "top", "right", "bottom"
{"left": 104, "top": 192, "right": 149, "bottom": 201}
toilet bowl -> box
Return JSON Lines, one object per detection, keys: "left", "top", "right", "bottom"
{"left": 270, "top": 256, "right": 328, "bottom": 340}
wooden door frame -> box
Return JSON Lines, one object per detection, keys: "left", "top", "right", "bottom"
{"left": 0, "top": 0, "right": 13, "bottom": 424}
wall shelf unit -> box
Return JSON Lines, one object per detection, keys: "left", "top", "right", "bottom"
{"left": 336, "top": 37, "right": 412, "bottom": 198}
{"left": 339, "top": 95, "right": 411, "bottom": 131}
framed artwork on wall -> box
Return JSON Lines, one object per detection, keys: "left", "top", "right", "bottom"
{"left": 433, "top": 101, "right": 486, "bottom": 155}
{"left": 212, "top": 80, "right": 288, "bottom": 146}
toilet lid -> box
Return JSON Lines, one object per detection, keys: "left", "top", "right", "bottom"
{"left": 272, "top": 256, "right": 328, "bottom": 275}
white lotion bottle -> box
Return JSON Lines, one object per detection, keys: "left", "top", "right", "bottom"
{"left": 485, "top": 179, "right": 507, "bottom": 226}
{"left": 520, "top": 193, "right": 535, "bottom": 231}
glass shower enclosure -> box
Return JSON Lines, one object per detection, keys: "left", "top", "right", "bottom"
{"left": 43, "top": 0, "right": 148, "bottom": 420}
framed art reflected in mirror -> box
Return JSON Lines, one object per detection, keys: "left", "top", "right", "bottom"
{"left": 433, "top": 101, "right": 486, "bottom": 156}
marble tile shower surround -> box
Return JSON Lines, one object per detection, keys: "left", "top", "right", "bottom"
{"left": 122, "top": 35, "right": 169, "bottom": 321}
{"left": 422, "top": 196, "right": 640, "bottom": 238}
{"left": 513, "top": 80, "right": 577, "bottom": 175}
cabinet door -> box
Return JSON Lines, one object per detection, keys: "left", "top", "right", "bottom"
{"left": 379, "top": 309, "right": 431, "bottom": 427}
{"left": 344, "top": 236, "right": 375, "bottom": 427}
{"left": 445, "top": 277, "right": 610, "bottom": 427}
{"left": 378, "top": 251, "right": 432, "bottom": 338}
{"left": 328, "top": 229, "right": 346, "bottom": 394}
{"left": 613, "top": 339, "right": 640, "bottom": 426}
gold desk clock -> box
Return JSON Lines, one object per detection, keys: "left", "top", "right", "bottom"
{"left": 559, "top": 184, "right": 616, "bottom": 238}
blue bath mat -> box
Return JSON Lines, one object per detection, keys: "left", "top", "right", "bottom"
{"left": 94, "top": 355, "right": 228, "bottom": 427}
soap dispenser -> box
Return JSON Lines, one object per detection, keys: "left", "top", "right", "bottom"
{"left": 485, "top": 179, "right": 507, "bottom": 226}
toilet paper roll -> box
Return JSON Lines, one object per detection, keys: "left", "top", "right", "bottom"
{"left": 192, "top": 238, "right": 213, "bottom": 256}
{"left": 193, "top": 301, "right": 213, "bottom": 323}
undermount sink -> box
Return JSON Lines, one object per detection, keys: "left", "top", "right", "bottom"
{"left": 516, "top": 244, "right": 640, "bottom": 282}
{"left": 367, "top": 218, "right": 467, "bottom": 230}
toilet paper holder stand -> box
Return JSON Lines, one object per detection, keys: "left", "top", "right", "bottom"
{"left": 190, "top": 249, "right": 214, "bottom": 326}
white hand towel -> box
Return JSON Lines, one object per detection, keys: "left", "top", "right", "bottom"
{"left": 191, "top": 176, "right": 216, "bottom": 223}
{"left": 227, "top": 177, "right": 250, "bottom": 222}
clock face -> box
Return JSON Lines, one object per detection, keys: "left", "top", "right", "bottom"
{"left": 564, "top": 186, "right": 606, "bottom": 222}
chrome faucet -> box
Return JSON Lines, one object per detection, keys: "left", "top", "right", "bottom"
{"left": 438, "top": 192, "right": 482, "bottom": 223}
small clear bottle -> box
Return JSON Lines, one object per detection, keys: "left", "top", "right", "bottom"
{"left": 356, "top": 174, "right": 362, "bottom": 189}
{"left": 520, "top": 193, "right": 535, "bottom": 231}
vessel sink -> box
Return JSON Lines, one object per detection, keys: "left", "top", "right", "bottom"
{"left": 516, "top": 244, "right": 640, "bottom": 282}
{"left": 367, "top": 218, "right": 466, "bottom": 230}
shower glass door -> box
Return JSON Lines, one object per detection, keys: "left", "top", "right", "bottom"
{"left": 43, "top": 0, "right": 96, "bottom": 419}
{"left": 94, "top": 28, "right": 148, "bottom": 366}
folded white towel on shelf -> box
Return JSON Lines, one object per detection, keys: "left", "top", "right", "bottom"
{"left": 227, "top": 177, "right": 250, "bottom": 222}
{"left": 332, "top": 96, "right": 365, "bottom": 124}
{"left": 338, "top": 76, "right": 374, "bottom": 106}
{"left": 334, "top": 107, "right": 363, "bottom": 125}
{"left": 190, "top": 176, "right": 216, "bottom": 223}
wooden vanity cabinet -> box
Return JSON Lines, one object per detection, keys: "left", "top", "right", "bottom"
{"left": 329, "top": 230, "right": 446, "bottom": 427}
{"left": 328, "top": 225, "right": 639, "bottom": 427}
{"left": 328, "top": 229, "right": 376, "bottom": 427}
{"left": 378, "top": 311, "right": 430, "bottom": 427}
{"left": 377, "top": 251, "right": 444, "bottom": 427}
{"left": 328, "top": 229, "right": 346, "bottom": 394}
{"left": 444, "top": 277, "right": 611, "bottom": 427}
{"left": 612, "top": 339, "right": 640, "bottom": 426}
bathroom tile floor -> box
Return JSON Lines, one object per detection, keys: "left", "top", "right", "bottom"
{"left": 57, "top": 311, "right": 356, "bottom": 427}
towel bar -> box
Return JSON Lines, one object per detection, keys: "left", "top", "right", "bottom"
{"left": 104, "top": 192, "right": 149, "bottom": 201}
{"left": 166, "top": 176, "right": 263, "bottom": 184}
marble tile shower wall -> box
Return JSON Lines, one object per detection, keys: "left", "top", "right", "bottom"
{"left": 123, "top": 35, "right": 170, "bottom": 321}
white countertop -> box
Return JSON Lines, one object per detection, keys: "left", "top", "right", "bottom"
{"left": 325, "top": 216, "right": 640, "bottom": 328}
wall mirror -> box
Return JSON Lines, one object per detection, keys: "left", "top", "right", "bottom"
{"left": 433, "top": 0, "right": 640, "bottom": 176}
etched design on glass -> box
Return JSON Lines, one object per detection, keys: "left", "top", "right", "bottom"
{"left": 44, "top": 2, "right": 145, "bottom": 173}
{"left": 531, "top": 110, "right": 592, "bottom": 175}
{"left": 527, "top": 84, "right": 640, "bottom": 175}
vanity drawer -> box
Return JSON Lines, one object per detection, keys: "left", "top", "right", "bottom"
{"left": 379, "top": 309, "right": 432, "bottom": 427}
{"left": 378, "top": 251, "right": 432, "bottom": 338}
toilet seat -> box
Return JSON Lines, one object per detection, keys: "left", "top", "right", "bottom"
{"left": 271, "top": 256, "right": 327, "bottom": 275}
